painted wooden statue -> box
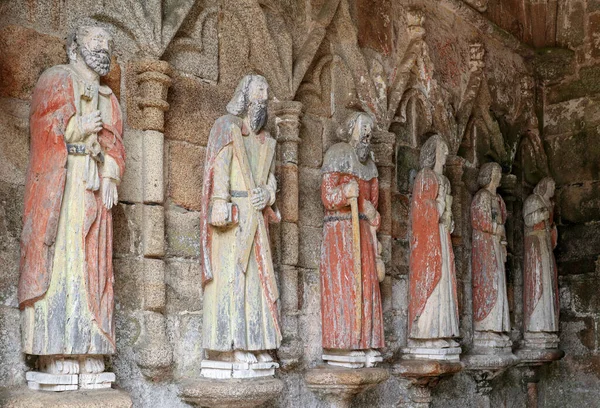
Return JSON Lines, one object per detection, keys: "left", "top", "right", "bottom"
{"left": 19, "top": 26, "right": 124, "bottom": 390}
{"left": 200, "top": 75, "right": 281, "bottom": 376}
{"left": 407, "top": 135, "right": 460, "bottom": 355}
{"left": 523, "top": 177, "right": 559, "bottom": 349}
{"left": 320, "top": 112, "right": 385, "bottom": 368}
{"left": 471, "top": 162, "right": 511, "bottom": 350}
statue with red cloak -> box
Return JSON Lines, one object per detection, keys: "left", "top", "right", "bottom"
{"left": 320, "top": 112, "right": 385, "bottom": 368}
{"left": 471, "top": 162, "right": 512, "bottom": 351}
{"left": 523, "top": 177, "right": 559, "bottom": 349}
{"left": 406, "top": 135, "right": 460, "bottom": 360}
{"left": 19, "top": 26, "right": 125, "bottom": 390}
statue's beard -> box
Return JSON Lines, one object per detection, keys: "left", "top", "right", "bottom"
{"left": 356, "top": 142, "right": 371, "bottom": 163}
{"left": 248, "top": 101, "right": 268, "bottom": 133}
{"left": 81, "top": 46, "right": 111, "bottom": 76}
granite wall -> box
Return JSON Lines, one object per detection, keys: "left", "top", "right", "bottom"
{"left": 0, "top": 0, "right": 597, "bottom": 407}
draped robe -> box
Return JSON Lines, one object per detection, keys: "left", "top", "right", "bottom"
{"left": 471, "top": 189, "right": 510, "bottom": 333}
{"left": 319, "top": 142, "right": 384, "bottom": 350}
{"left": 200, "top": 115, "right": 281, "bottom": 352}
{"left": 408, "top": 168, "right": 459, "bottom": 340}
{"left": 19, "top": 65, "right": 125, "bottom": 355}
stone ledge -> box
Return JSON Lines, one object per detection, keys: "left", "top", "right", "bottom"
{"left": 0, "top": 387, "right": 132, "bottom": 408}
{"left": 178, "top": 377, "right": 283, "bottom": 408}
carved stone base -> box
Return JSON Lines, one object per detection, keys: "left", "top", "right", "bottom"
{"left": 401, "top": 346, "right": 462, "bottom": 362}
{"left": 393, "top": 359, "right": 463, "bottom": 408}
{"left": 522, "top": 332, "right": 560, "bottom": 350}
{"left": 515, "top": 347, "right": 564, "bottom": 366}
{"left": 178, "top": 377, "right": 284, "bottom": 408}
{"left": 0, "top": 386, "right": 132, "bottom": 407}
{"left": 463, "top": 351, "right": 519, "bottom": 406}
{"left": 79, "top": 373, "right": 117, "bottom": 390}
{"left": 200, "top": 360, "right": 279, "bottom": 379}
{"left": 322, "top": 351, "right": 383, "bottom": 368}
{"left": 305, "top": 366, "right": 389, "bottom": 408}
{"left": 26, "top": 370, "right": 116, "bottom": 391}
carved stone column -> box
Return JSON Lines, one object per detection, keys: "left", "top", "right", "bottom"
{"left": 271, "top": 100, "right": 303, "bottom": 369}
{"left": 371, "top": 130, "right": 396, "bottom": 271}
{"left": 129, "top": 58, "right": 173, "bottom": 380}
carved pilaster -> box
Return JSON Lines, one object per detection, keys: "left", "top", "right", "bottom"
{"left": 272, "top": 100, "right": 303, "bottom": 368}
{"left": 129, "top": 59, "right": 173, "bottom": 380}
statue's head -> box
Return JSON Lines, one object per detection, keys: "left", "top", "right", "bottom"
{"left": 419, "top": 134, "right": 448, "bottom": 170}
{"left": 340, "top": 112, "right": 374, "bottom": 163}
{"left": 534, "top": 177, "right": 555, "bottom": 199}
{"left": 226, "top": 74, "right": 269, "bottom": 133}
{"left": 67, "top": 26, "right": 113, "bottom": 76}
{"left": 478, "top": 162, "right": 502, "bottom": 190}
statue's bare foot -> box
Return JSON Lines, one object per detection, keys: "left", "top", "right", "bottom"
{"left": 234, "top": 350, "right": 258, "bottom": 364}
{"left": 40, "top": 356, "right": 80, "bottom": 374}
{"left": 80, "top": 356, "right": 105, "bottom": 374}
{"left": 257, "top": 352, "right": 273, "bottom": 363}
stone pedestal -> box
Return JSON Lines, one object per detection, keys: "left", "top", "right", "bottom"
{"left": 0, "top": 387, "right": 132, "bottom": 408}
{"left": 200, "top": 360, "right": 279, "bottom": 379}
{"left": 515, "top": 348, "right": 564, "bottom": 408}
{"left": 178, "top": 377, "right": 284, "bottom": 408}
{"left": 305, "top": 366, "right": 389, "bottom": 408}
{"left": 402, "top": 346, "right": 462, "bottom": 362}
{"left": 393, "top": 359, "right": 463, "bottom": 408}
{"left": 463, "top": 352, "right": 519, "bottom": 408}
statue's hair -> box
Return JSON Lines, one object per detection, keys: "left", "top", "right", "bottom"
{"left": 337, "top": 111, "right": 374, "bottom": 142}
{"left": 419, "top": 134, "right": 447, "bottom": 169}
{"left": 226, "top": 74, "right": 268, "bottom": 116}
{"left": 66, "top": 26, "right": 112, "bottom": 61}
{"left": 534, "top": 176, "right": 555, "bottom": 197}
{"left": 478, "top": 162, "right": 502, "bottom": 188}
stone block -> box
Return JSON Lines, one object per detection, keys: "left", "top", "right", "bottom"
{"left": 556, "top": 223, "right": 600, "bottom": 267}
{"left": 298, "top": 115, "right": 324, "bottom": 169}
{"left": 557, "top": 181, "right": 600, "bottom": 224}
{"left": 281, "top": 222, "right": 299, "bottom": 266}
{"left": 570, "top": 274, "right": 600, "bottom": 314}
{"left": 78, "top": 373, "right": 116, "bottom": 390}
{"left": 298, "top": 167, "right": 324, "bottom": 228}
{"left": 112, "top": 203, "right": 142, "bottom": 258}
{"left": 545, "top": 130, "right": 600, "bottom": 185}
{"left": 165, "top": 76, "right": 230, "bottom": 145}
{"left": 547, "top": 64, "right": 600, "bottom": 104}
{"left": 590, "top": 13, "right": 600, "bottom": 60}
{"left": 167, "top": 312, "right": 203, "bottom": 378}
{"left": 301, "top": 268, "right": 321, "bottom": 316}
{"left": 118, "top": 129, "right": 143, "bottom": 203}
{"left": 133, "top": 310, "right": 173, "bottom": 377}
{"left": 0, "top": 182, "right": 24, "bottom": 306}
{"left": 557, "top": 1, "right": 585, "bottom": 47}
{"left": 0, "top": 387, "right": 133, "bottom": 407}
{"left": 143, "top": 130, "right": 165, "bottom": 204}
{"left": 165, "top": 259, "right": 202, "bottom": 313}
{"left": 298, "top": 226, "right": 323, "bottom": 269}
{"left": 166, "top": 206, "right": 201, "bottom": 258}
{"left": 280, "top": 265, "right": 299, "bottom": 312}
{"left": 142, "top": 204, "right": 165, "bottom": 257}
{"left": 0, "top": 307, "right": 27, "bottom": 386}
{"left": 0, "top": 98, "right": 29, "bottom": 185}
{"left": 113, "top": 258, "right": 143, "bottom": 311}
{"left": 278, "top": 164, "right": 299, "bottom": 223}
{"left": 0, "top": 26, "right": 66, "bottom": 100}
{"left": 544, "top": 97, "right": 600, "bottom": 136}
{"left": 168, "top": 141, "right": 205, "bottom": 211}
{"left": 142, "top": 258, "right": 166, "bottom": 312}
{"left": 559, "top": 313, "right": 595, "bottom": 356}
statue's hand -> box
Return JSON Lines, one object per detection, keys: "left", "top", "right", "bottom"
{"left": 210, "top": 200, "right": 229, "bottom": 227}
{"left": 363, "top": 200, "right": 378, "bottom": 224}
{"left": 342, "top": 179, "right": 359, "bottom": 201}
{"left": 250, "top": 187, "right": 270, "bottom": 211}
{"left": 102, "top": 177, "right": 118, "bottom": 210}
{"left": 79, "top": 110, "right": 103, "bottom": 137}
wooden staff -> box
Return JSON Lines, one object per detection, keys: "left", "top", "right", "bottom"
{"left": 349, "top": 195, "right": 362, "bottom": 338}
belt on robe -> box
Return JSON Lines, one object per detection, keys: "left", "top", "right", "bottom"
{"left": 324, "top": 213, "right": 368, "bottom": 223}
{"left": 66, "top": 144, "right": 88, "bottom": 155}
{"left": 231, "top": 190, "right": 249, "bottom": 197}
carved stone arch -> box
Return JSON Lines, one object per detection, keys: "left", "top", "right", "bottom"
{"left": 163, "top": 6, "right": 219, "bottom": 82}
{"left": 297, "top": 54, "right": 335, "bottom": 117}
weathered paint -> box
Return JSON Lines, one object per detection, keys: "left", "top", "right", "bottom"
{"left": 320, "top": 142, "right": 384, "bottom": 350}
{"left": 19, "top": 64, "right": 125, "bottom": 354}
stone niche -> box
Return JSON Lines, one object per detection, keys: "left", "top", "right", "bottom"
{"left": 0, "top": 0, "right": 597, "bottom": 407}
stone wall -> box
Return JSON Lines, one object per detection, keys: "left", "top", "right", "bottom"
{"left": 0, "top": 0, "right": 597, "bottom": 407}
